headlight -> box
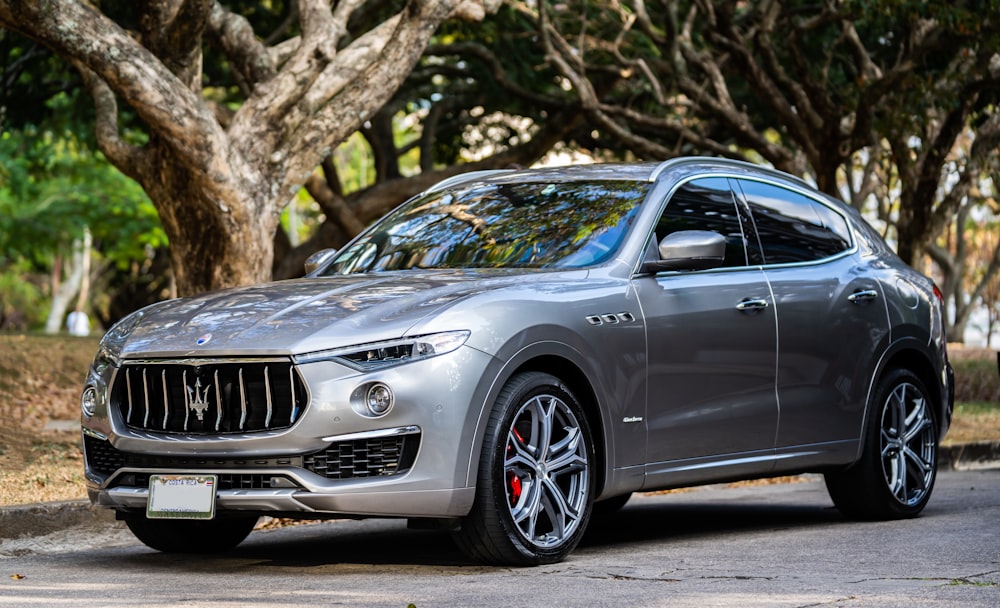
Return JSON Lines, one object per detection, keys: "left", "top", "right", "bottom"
{"left": 295, "top": 330, "right": 471, "bottom": 371}
{"left": 92, "top": 345, "right": 120, "bottom": 376}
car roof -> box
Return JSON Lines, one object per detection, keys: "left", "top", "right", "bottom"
{"left": 434, "top": 157, "right": 814, "bottom": 189}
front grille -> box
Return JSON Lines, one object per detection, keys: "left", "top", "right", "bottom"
{"left": 110, "top": 359, "right": 308, "bottom": 434}
{"left": 83, "top": 431, "right": 420, "bottom": 484}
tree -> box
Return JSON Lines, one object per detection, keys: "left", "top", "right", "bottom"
{"left": 0, "top": 122, "right": 166, "bottom": 331}
{"left": 0, "top": 0, "right": 502, "bottom": 296}
{"left": 273, "top": 4, "right": 588, "bottom": 278}
{"left": 515, "top": 0, "right": 1000, "bottom": 266}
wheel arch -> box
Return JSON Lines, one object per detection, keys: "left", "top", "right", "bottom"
{"left": 863, "top": 336, "right": 949, "bottom": 453}
{"left": 515, "top": 354, "right": 609, "bottom": 497}
{"left": 464, "top": 343, "right": 613, "bottom": 499}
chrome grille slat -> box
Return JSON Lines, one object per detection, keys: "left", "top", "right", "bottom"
{"left": 141, "top": 369, "right": 150, "bottom": 428}
{"left": 264, "top": 366, "right": 273, "bottom": 428}
{"left": 289, "top": 367, "right": 299, "bottom": 423}
{"left": 125, "top": 369, "right": 134, "bottom": 424}
{"left": 213, "top": 370, "right": 222, "bottom": 432}
{"left": 238, "top": 368, "right": 247, "bottom": 431}
{"left": 161, "top": 370, "right": 169, "bottom": 430}
{"left": 110, "top": 360, "right": 307, "bottom": 435}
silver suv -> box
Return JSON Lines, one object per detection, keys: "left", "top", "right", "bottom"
{"left": 81, "top": 157, "right": 953, "bottom": 565}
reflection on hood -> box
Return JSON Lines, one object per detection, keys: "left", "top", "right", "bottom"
{"left": 117, "top": 270, "right": 539, "bottom": 358}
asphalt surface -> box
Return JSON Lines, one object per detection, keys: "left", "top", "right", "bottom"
{"left": 1, "top": 466, "right": 998, "bottom": 607}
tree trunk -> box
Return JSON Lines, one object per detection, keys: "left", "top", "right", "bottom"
{"left": 44, "top": 233, "right": 89, "bottom": 334}
{"left": 142, "top": 151, "right": 278, "bottom": 296}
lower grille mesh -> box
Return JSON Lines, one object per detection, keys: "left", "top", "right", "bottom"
{"left": 84, "top": 432, "right": 420, "bottom": 484}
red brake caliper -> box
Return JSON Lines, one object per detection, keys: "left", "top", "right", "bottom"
{"left": 507, "top": 428, "right": 525, "bottom": 505}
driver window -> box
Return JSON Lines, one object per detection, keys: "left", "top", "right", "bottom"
{"left": 655, "top": 177, "right": 749, "bottom": 268}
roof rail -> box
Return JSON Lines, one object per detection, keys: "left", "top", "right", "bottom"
{"left": 424, "top": 169, "right": 515, "bottom": 194}
{"left": 649, "top": 156, "right": 811, "bottom": 187}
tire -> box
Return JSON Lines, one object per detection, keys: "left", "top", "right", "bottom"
{"left": 825, "top": 368, "right": 938, "bottom": 520}
{"left": 454, "top": 372, "right": 595, "bottom": 566}
{"left": 125, "top": 514, "right": 258, "bottom": 553}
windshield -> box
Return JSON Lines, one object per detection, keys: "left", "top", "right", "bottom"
{"left": 322, "top": 179, "right": 650, "bottom": 275}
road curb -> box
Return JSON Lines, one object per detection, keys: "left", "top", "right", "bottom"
{"left": 0, "top": 500, "right": 116, "bottom": 541}
{"left": 939, "top": 440, "right": 1000, "bottom": 471}
{"left": 2, "top": 442, "right": 998, "bottom": 542}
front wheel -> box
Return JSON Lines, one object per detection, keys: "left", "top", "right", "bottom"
{"left": 453, "top": 372, "right": 595, "bottom": 566}
{"left": 825, "top": 368, "right": 938, "bottom": 519}
{"left": 124, "top": 514, "right": 258, "bottom": 553}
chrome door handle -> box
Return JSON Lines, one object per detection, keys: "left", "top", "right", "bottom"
{"left": 847, "top": 289, "right": 879, "bottom": 304}
{"left": 736, "top": 298, "right": 769, "bottom": 311}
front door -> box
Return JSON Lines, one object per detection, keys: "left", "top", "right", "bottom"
{"left": 636, "top": 177, "right": 779, "bottom": 485}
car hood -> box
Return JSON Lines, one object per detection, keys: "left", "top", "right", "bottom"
{"left": 115, "top": 270, "right": 563, "bottom": 358}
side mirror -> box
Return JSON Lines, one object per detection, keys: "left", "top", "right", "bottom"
{"left": 303, "top": 248, "right": 338, "bottom": 275}
{"left": 642, "top": 230, "right": 726, "bottom": 273}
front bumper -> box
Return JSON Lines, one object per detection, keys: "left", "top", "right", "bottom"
{"left": 83, "top": 346, "right": 493, "bottom": 519}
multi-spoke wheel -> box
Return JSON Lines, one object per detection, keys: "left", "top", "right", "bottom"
{"left": 825, "top": 368, "right": 938, "bottom": 519}
{"left": 454, "top": 372, "right": 594, "bottom": 566}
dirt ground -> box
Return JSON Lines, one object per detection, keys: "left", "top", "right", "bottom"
{"left": 0, "top": 332, "right": 997, "bottom": 507}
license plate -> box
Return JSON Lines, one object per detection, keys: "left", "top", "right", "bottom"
{"left": 147, "top": 474, "right": 217, "bottom": 520}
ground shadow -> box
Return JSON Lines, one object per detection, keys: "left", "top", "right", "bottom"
{"left": 94, "top": 497, "right": 847, "bottom": 571}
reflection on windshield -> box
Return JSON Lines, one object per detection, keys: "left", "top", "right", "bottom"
{"left": 322, "top": 180, "right": 650, "bottom": 274}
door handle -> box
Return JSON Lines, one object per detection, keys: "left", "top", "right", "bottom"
{"left": 736, "top": 298, "right": 769, "bottom": 312}
{"left": 847, "top": 289, "right": 879, "bottom": 304}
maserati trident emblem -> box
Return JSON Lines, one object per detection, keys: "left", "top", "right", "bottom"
{"left": 186, "top": 377, "right": 211, "bottom": 421}
{"left": 196, "top": 333, "right": 213, "bottom": 346}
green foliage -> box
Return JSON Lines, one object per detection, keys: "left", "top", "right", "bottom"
{"left": 0, "top": 122, "right": 166, "bottom": 271}
{"left": 952, "top": 355, "right": 1000, "bottom": 403}
{"left": 0, "top": 263, "right": 46, "bottom": 330}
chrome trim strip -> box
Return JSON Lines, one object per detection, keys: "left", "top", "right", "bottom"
{"left": 321, "top": 425, "right": 421, "bottom": 443}
{"left": 123, "top": 357, "right": 293, "bottom": 366}
{"left": 82, "top": 427, "right": 107, "bottom": 441}
{"left": 650, "top": 451, "right": 820, "bottom": 475}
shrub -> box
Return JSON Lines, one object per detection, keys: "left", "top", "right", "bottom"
{"left": 951, "top": 350, "right": 1000, "bottom": 403}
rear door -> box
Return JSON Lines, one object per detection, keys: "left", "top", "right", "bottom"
{"left": 735, "top": 179, "right": 889, "bottom": 464}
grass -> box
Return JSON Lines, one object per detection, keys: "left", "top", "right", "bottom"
{"left": 0, "top": 332, "right": 997, "bottom": 507}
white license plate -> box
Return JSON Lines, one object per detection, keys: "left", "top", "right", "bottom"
{"left": 147, "top": 474, "right": 217, "bottom": 520}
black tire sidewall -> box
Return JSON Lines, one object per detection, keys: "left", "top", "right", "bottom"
{"left": 479, "top": 371, "right": 595, "bottom": 564}
{"left": 864, "top": 368, "right": 938, "bottom": 518}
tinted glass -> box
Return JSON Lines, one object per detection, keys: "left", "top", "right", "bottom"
{"left": 322, "top": 180, "right": 649, "bottom": 274}
{"left": 655, "top": 177, "right": 748, "bottom": 268}
{"left": 738, "top": 180, "right": 851, "bottom": 264}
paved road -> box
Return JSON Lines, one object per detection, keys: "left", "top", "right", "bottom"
{"left": 2, "top": 469, "right": 998, "bottom": 607}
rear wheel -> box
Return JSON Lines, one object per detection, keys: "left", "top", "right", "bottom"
{"left": 124, "top": 514, "right": 258, "bottom": 553}
{"left": 454, "top": 372, "right": 594, "bottom": 566}
{"left": 825, "top": 368, "right": 938, "bottom": 519}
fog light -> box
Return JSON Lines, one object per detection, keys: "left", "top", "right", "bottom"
{"left": 366, "top": 383, "right": 394, "bottom": 416}
{"left": 81, "top": 386, "right": 98, "bottom": 418}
